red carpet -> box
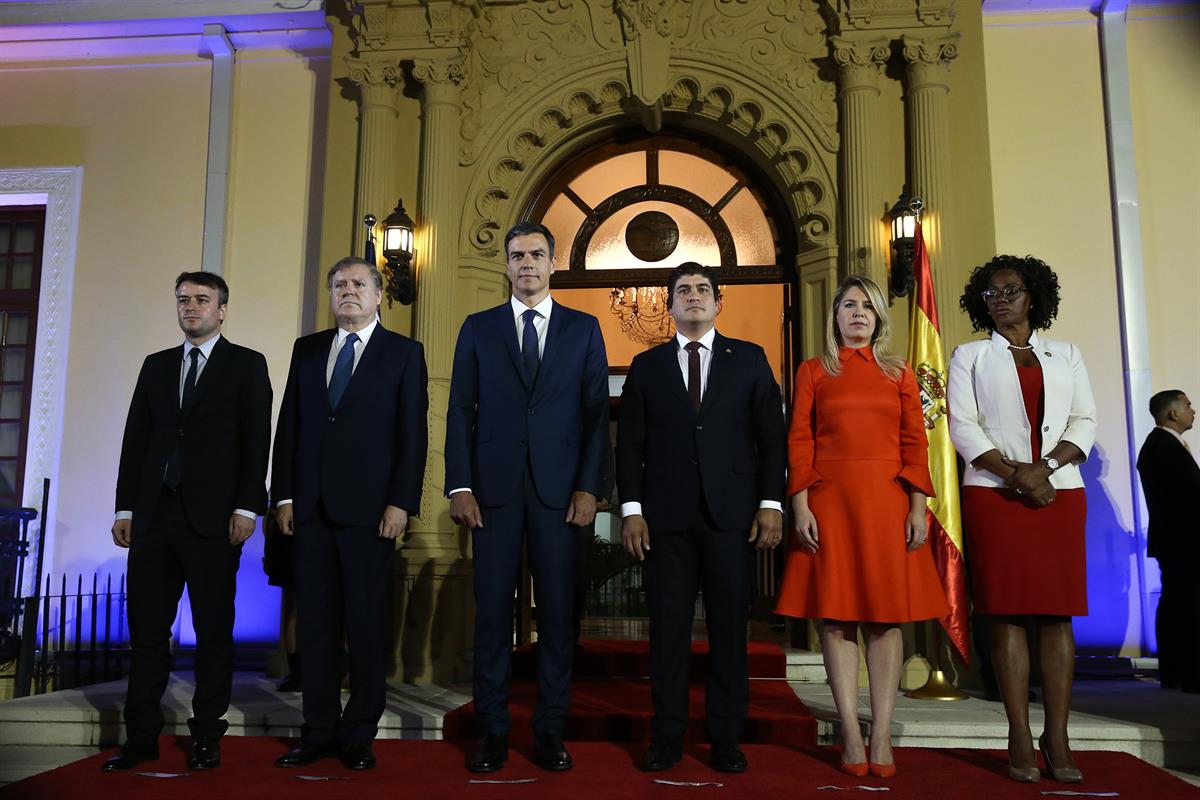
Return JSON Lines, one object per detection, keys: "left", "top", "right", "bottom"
{"left": 7, "top": 737, "right": 1198, "bottom": 800}
{"left": 445, "top": 640, "right": 814, "bottom": 745}
{"left": 510, "top": 639, "right": 787, "bottom": 680}
{"left": 441, "top": 677, "right": 816, "bottom": 744}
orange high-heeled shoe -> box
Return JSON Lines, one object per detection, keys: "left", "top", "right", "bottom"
{"left": 868, "top": 761, "right": 896, "bottom": 778}
{"left": 839, "top": 760, "right": 869, "bottom": 778}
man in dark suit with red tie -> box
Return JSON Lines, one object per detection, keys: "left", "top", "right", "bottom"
{"left": 617, "top": 263, "right": 786, "bottom": 773}
{"left": 1137, "top": 389, "right": 1200, "bottom": 693}
{"left": 446, "top": 221, "right": 609, "bottom": 773}
{"left": 106, "top": 271, "right": 272, "bottom": 773}
{"left": 272, "top": 257, "right": 428, "bottom": 770}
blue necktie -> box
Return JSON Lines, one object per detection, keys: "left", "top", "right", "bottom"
{"left": 328, "top": 332, "right": 359, "bottom": 409}
{"left": 522, "top": 309, "right": 540, "bottom": 385}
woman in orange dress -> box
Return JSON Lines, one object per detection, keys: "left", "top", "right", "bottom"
{"left": 775, "top": 275, "right": 949, "bottom": 778}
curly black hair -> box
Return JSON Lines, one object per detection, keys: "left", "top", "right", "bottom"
{"left": 959, "top": 254, "right": 1061, "bottom": 333}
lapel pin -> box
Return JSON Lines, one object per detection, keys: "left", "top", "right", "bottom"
{"left": 1045, "top": 352, "right": 1052, "bottom": 357}
{"left": 724, "top": 348, "right": 732, "bottom": 353}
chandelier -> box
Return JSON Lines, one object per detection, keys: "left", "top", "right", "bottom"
{"left": 609, "top": 286, "right": 675, "bottom": 346}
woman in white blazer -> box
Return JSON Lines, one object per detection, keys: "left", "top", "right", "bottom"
{"left": 949, "top": 255, "right": 1096, "bottom": 785}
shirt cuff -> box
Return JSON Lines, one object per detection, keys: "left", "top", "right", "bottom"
{"left": 620, "top": 501, "right": 643, "bottom": 518}
{"left": 448, "top": 487, "right": 472, "bottom": 496}
{"left": 758, "top": 500, "right": 783, "bottom": 512}
{"left": 275, "top": 499, "right": 293, "bottom": 508}
{"left": 114, "top": 511, "right": 133, "bottom": 522}
{"left": 233, "top": 508, "right": 257, "bottom": 520}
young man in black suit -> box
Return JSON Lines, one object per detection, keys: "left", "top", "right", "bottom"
{"left": 272, "top": 257, "right": 428, "bottom": 770}
{"left": 105, "top": 271, "right": 272, "bottom": 773}
{"left": 617, "top": 263, "right": 786, "bottom": 773}
{"left": 1137, "top": 389, "right": 1200, "bottom": 692}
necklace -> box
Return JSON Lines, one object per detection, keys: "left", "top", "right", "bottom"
{"left": 1007, "top": 343, "right": 1034, "bottom": 351}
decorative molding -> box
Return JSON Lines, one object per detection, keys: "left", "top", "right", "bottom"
{"left": 0, "top": 167, "right": 82, "bottom": 596}
{"left": 346, "top": 55, "right": 402, "bottom": 88}
{"left": 836, "top": 0, "right": 956, "bottom": 31}
{"left": 901, "top": 32, "right": 960, "bottom": 88}
{"left": 831, "top": 35, "right": 890, "bottom": 93}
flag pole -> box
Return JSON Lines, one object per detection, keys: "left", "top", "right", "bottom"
{"left": 906, "top": 621, "right": 969, "bottom": 700}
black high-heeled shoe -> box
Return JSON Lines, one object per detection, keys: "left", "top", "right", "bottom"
{"left": 1039, "top": 734, "right": 1083, "bottom": 783}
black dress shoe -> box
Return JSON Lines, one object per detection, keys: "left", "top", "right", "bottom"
{"left": 276, "top": 673, "right": 302, "bottom": 692}
{"left": 274, "top": 741, "right": 338, "bottom": 768}
{"left": 466, "top": 734, "right": 508, "bottom": 773}
{"left": 533, "top": 735, "right": 573, "bottom": 771}
{"left": 639, "top": 738, "right": 683, "bottom": 772}
{"left": 340, "top": 742, "right": 376, "bottom": 770}
{"left": 187, "top": 738, "right": 221, "bottom": 770}
{"left": 709, "top": 742, "right": 747, "bottom": 773}
{"left": 100, "top": 747, "right": 158, "bottom": 772}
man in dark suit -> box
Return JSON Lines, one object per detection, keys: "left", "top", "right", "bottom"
{"left": 272, "top": 257, "right": 428, "bottom": 770}
{"left": 617, "top": 262, "right": 785, "bottom": 773}
{"left": 446, "top": 221, "right": 609, "bottom": 773}
{"left": 105, "top": 271, "right": 272, "bottom": 773}
{"left": 1137, "top": 389, "right": 1199, "bottom": 693}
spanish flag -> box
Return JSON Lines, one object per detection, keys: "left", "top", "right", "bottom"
{"left": 907, "top": 220, "right": 969, "bottom": 665}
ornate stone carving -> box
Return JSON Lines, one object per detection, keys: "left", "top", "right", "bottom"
{"left": 615, "top": 0, "right": 693, "bottom": 40}
{"left": 346, "top": 55, "right": 401, "bottom": 88}
{"left": 835, "top": 0, "right": 956, "bottom": 31}
{"left": 902, "top": 32, "right": 960, "bottom": 87}
{"left": 831, "top": 35, "right": 889, "bottom": 93}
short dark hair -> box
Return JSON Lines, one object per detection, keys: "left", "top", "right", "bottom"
{"left": 326, "top": 256, "right": 383, "bottom": 292}
{"left": 959, "top": 254, "right": 1062, "bottom": 333}
{"left": 666, "top": 262, "right": 722, "bottom": 308}
{"left": 504, "top": 221, "right": 555, "bottom": 260}
{"left": 1149, "top": 389, "right": 1186, "bottom": 424}
{"left": 175, "top": 271, "right": 229, "bottom": 306}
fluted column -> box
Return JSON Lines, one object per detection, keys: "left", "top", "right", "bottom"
{"left": 833, "top": 36, "right": 890, "bottom": 285}
{"left": 393, "top": 54, "right": 471, "bottom": 685}
{"left": 346, "top": 56, "right": 402, "bottom": 257}
{"left": 903, "top": 33, "right": 962, "bottom": 339}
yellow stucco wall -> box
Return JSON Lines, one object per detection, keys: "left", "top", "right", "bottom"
{"left": 0, "top": 48, "right": 319, "bottom": 582}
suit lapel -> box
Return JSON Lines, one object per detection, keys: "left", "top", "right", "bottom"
{"left": 336, "top": 326, "right": 385, "bottom": 410}
{"left": 532, "top": 302, "right": 566, "bottom": 398}
{"left": 659, "top": 339, "right": 692, "bottom": 413}
{"left": 496, "top": 304, "right": 529, "bottom": 391}
{"left": 179, "top": 336, "right": 228, "bottom": 420}
{"left": 698, "top": 333, "right": 731, "bottom": 417}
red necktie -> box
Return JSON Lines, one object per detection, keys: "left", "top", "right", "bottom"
{"left": 685, "top": 341, "right": 702, "bottom": 412}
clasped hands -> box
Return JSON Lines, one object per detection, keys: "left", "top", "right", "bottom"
{"left": 1003, "top": 457, "right": 1056, "bottom": 507}
{"left": 620, "top": 507, "right": 783, "bottom": 561}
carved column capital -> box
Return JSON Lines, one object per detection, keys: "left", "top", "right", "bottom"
{"left": 412, "top": 54, "right": 467, "bottom": 106}
{"left": 346, "top": 55, "right": 403, "bottom": 112}
{"left": 902, "top": 32, "right": 960, "bottom": 89}
{"left": 831, "top": 35, "right": 890, "bottom": 94}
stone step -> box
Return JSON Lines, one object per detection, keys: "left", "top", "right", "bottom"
{"left": 784, "top": 648, "right": 828, "bottom": 683}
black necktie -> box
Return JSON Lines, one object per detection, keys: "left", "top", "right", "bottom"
{"left": 685, "top": 341, "right": 702, "bottom": 412}
{"left": 522, "top": 309, "right": 540, "bottom": 385}
{"left": 164, "top": 348, "right": 200, "bottom": 488}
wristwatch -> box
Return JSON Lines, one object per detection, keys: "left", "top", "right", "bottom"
{"left": 1042, "top": 457, "right": 1060, "bottom": 472}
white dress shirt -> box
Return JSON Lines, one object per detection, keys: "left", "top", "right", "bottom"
{"left": 277, "top": 319, "right": 380, "bottom": 509}
{"left": 116, "top": 333, "right": 255, "bottom": 522}
{"left": 448, "top": 295, "right": 555, "bottom": 498}
{"left": 621, "top": 328, "right": 783, "bottom": 519}
{"left": 1158, "top": 425, "right": 1195, "bottom": 457}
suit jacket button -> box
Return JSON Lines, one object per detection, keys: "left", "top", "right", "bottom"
{"left": 528, "top": 408, "right": 534, "bottom": 415}
{"left": 177, "top": 428, "right": 183, "bottom": 437}
{"left": 691, "top": 458, "right": 698, "bottom": 464}
{"left": 520, "top": 440, "right": 527, "bottom": 447}
{"left": 1043, "top": 425, "right": 1050, "bottom": 432}
{"left": 696, "top": 425, "right": 703, "bottom": 431}
{"left": 329, "top": 416, "right": 335, "bottom": 422}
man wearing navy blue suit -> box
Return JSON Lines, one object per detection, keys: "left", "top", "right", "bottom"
{"left": 446, "top": 221, "right": 609, "bottom": 773}
{"left": 271, "top": 257, "right": 428, "bottom": 770}
{"left": 617, "top": 263, "right": 785, "bottom": 773}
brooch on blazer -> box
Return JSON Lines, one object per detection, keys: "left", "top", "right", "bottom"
{"left": 1045, "top": 352, "right": 1052, "bottom": 357}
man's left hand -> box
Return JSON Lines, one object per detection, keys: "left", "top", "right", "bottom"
{"left": 229, "top": 514, "right": 256, "bottom": 546}
{"left": 565, "top": 491, "right": 597, "bottom": 527}
{"left": 748, "top": 508, "right": 784, "bottom": 550}
{"left": 379, "top": 505, "right": 409, "bottom": 540}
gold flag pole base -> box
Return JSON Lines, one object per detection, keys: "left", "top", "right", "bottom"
{"left": 905, "top": 669, "right": 969, "bottom": 701}
{"left": 905, "top": 622, "right": 970, "bottom": 701}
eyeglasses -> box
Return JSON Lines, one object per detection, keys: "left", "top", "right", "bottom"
{"left": 981, "top": 286, "right": 1027, "bottom": 303}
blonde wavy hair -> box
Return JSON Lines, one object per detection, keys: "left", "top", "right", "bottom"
{"left": 819, "top": 274, "right": 906, "bottom": 381}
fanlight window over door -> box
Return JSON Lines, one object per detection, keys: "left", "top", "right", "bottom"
{"left": 537, "top": 140, "right": 779, "bottom": 278}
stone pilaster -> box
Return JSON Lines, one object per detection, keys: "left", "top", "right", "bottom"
{"left": 394, "top": 54, "right": 472, "bottom": 684}
{"left": 902, "top": 33, "right": 961, "bottom": 339}
{"left": 832, "top": 36, "right": 890, "bottom": 285}
{"left": 346, "top": 56, "right": 402, "bottom": 258}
